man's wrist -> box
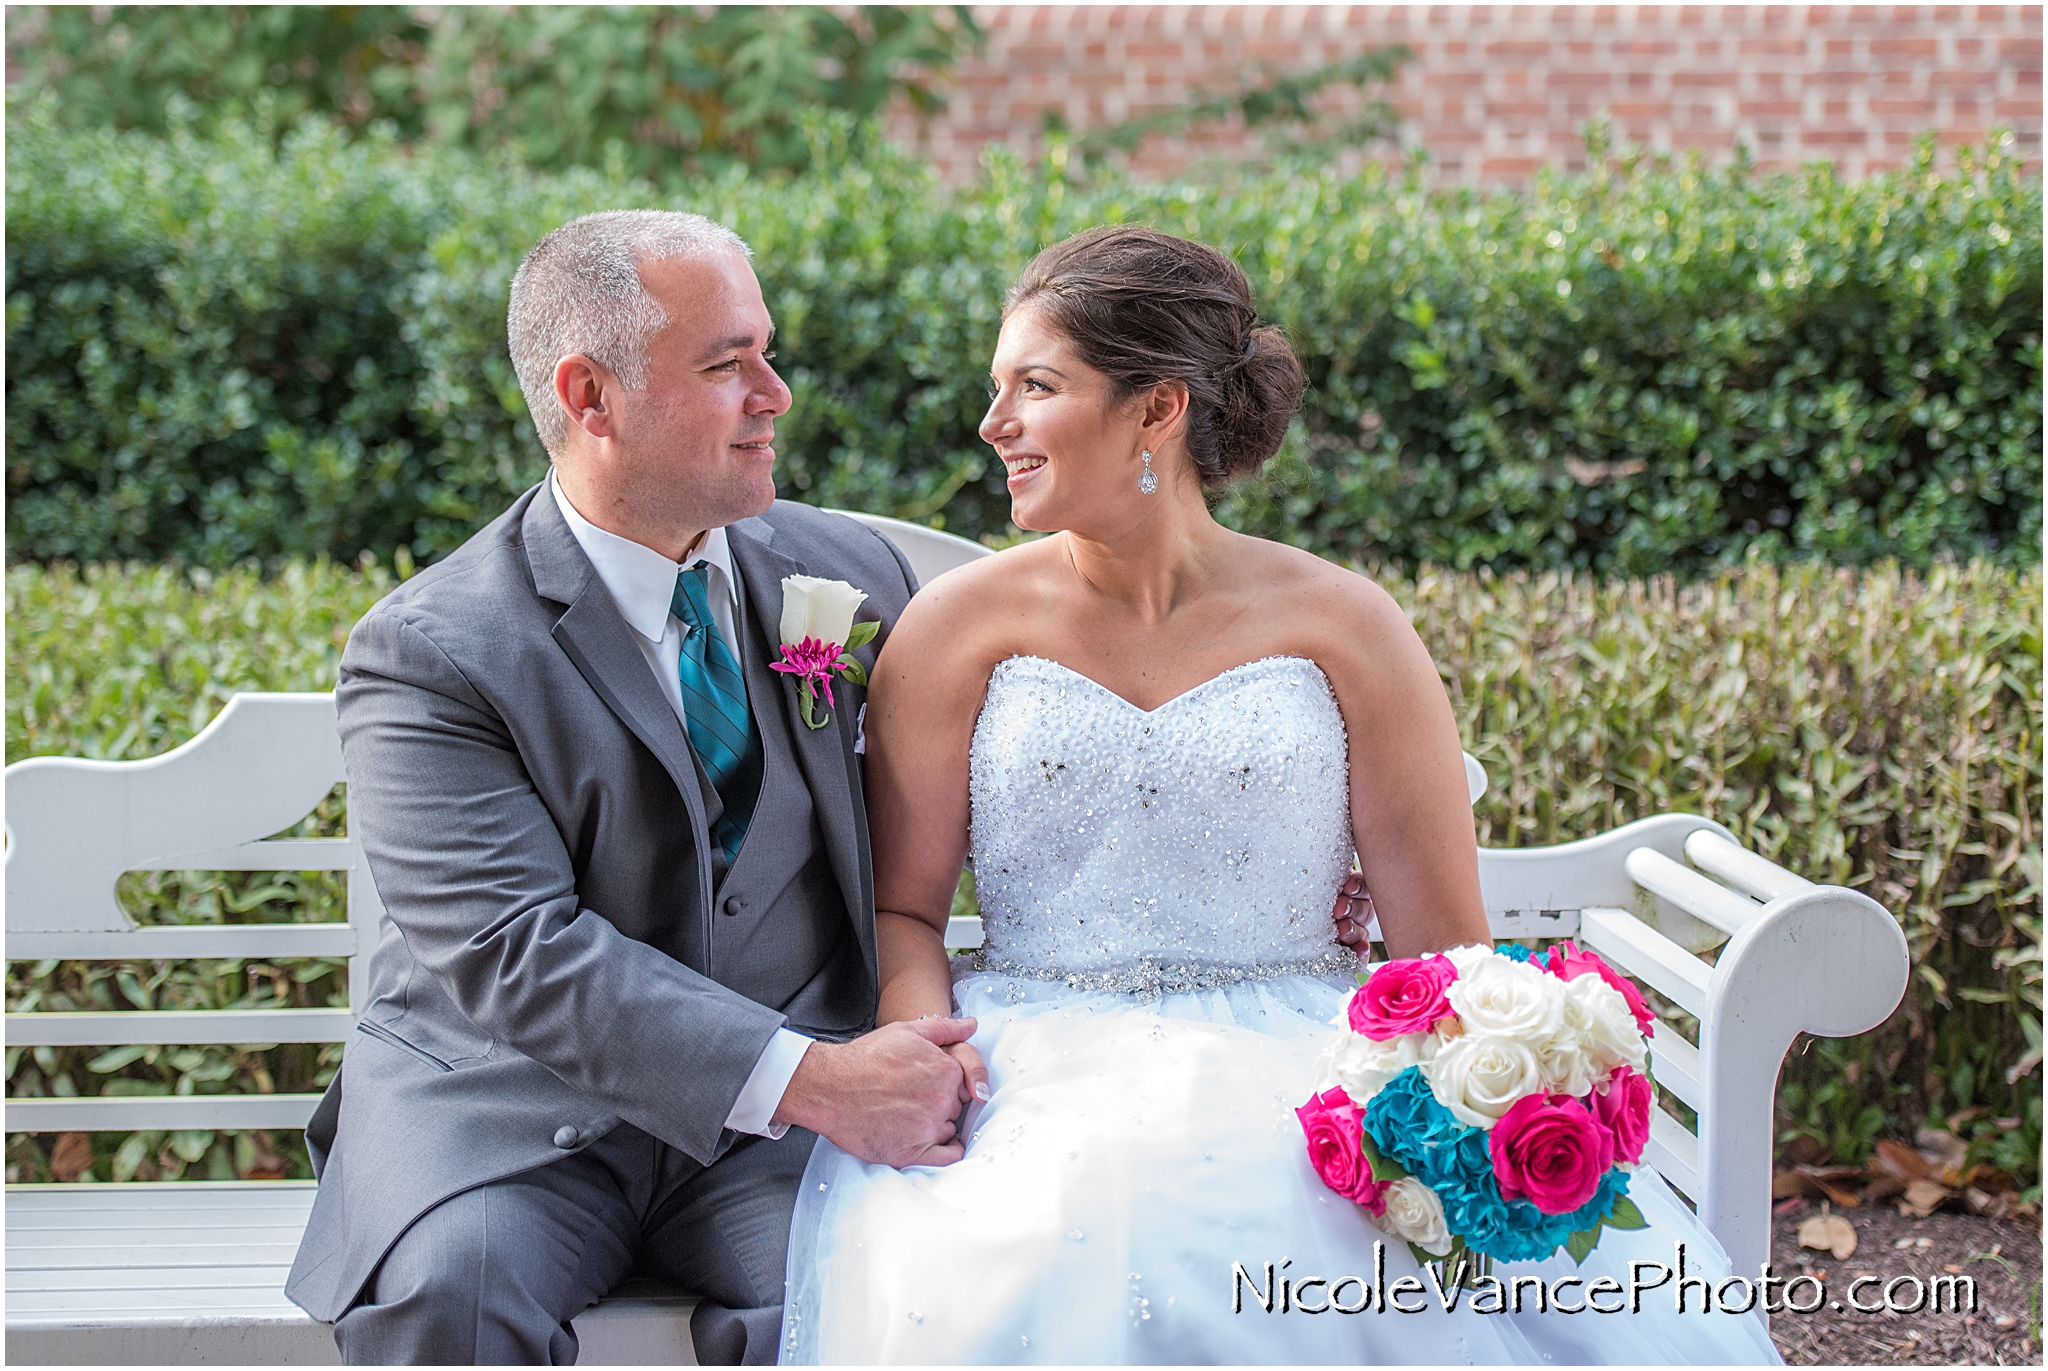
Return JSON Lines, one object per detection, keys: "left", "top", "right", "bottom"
{"left": 727, "top": 1028, "right": 813, "bottom": 1138}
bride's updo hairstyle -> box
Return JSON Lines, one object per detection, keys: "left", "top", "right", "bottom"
{"left": 1005, "top": 225, "right": 1306, "bottom": 487}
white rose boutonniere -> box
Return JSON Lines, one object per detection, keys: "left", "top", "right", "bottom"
{"left": 771, "top": 575, "right": 878, "bottom": 730}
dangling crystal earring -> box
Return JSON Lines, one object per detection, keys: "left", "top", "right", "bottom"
{"left": 1138, "top": 449, "right": 1158, "bottom": 495}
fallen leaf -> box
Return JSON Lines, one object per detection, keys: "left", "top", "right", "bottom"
{"left": 1915, "top": 1127, "right": 1968, "bottom": 1174}
{"left": 1944, "top": 1264, "right": 1965, "bottom": 1274}
{"left": 1899, "top": 1179, "right": 1954, "bottom": 1218}
{"left": 1798, "top": 1209, "right": 1858, "bottom": 1260}
{"left": 1873, "top": 1138, "right": 1932, "bottom": 1181}
{"left": 48, "top": 1131, "right": 93, "bottom": 1183}
{"left": 1861, "top": 1173, "right": 1908, "bottom": 1203}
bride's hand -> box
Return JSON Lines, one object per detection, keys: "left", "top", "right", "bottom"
{"left": 1331, "top": 870, "right": 1374, "bottom": 956}
{"left": 946, "top": 1041, "right": 990, "bottom": 1112}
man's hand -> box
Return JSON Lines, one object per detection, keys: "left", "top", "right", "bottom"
{"left": 773, "top": 1017, "right": 978, "bottom": 1168}
{"left": 1332, "top": 870, "right": 1375, "bottom": 955}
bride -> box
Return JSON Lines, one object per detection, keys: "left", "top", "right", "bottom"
{"left": 779, "top": 226, "right": 1779, "bottom": 1365}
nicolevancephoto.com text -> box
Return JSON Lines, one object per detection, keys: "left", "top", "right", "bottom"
{"left": 1233, "top": 1244, "right": 1979, "bottom": 1318}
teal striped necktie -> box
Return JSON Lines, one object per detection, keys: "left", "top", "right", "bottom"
{"left": 672, "top": 564, "right": 762, "bottom": 863}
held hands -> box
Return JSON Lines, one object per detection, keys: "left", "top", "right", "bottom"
{"left": 774, "top": 1016, "right": 989, "bottom": 1169}
{"left": 1331, "top": 870, "right": 1375, "bottom": 956}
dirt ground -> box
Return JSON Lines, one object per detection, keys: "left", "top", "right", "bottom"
{"left": 1767, "top": 1200, "right": 2041, "bottom": 1365}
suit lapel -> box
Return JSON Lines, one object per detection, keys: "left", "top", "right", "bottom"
{"left": 522, "top": 489, "right": 717, "bottom": 927}
{"left": 727, "top": 518, "right": 878, "bottom": 986}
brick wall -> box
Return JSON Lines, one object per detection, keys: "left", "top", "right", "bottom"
{"left": 888, "top": 5, "right": 2043, "bottom": 185}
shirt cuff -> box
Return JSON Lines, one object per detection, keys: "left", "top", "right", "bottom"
{"left": 723, "top": 1028, "right": 813, "bottom": 1139}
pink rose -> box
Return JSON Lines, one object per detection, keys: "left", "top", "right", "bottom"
{"left": 1348, "top": 956, "right": 1457, "bottom": 1041}
{"left": 1586, "top": 1066, "right": 1653, "bottom": 1165}
{"left": 1296, "top": 1087, "right": 1387, "bottom": 1216}
{"left": 1541, "top": 940, "right": 1656, "bottom": 1033}
{"left": 1490, "top": 1092, "right": 1616, "bottom": 1215}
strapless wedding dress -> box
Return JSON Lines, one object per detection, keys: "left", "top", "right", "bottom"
{"left": 780, "top": 656, "right": 1780, "bottom": 1365}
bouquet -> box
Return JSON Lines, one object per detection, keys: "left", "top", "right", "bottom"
{"left": 1296, "top": 941, "right": 1657, "bottom": 1279}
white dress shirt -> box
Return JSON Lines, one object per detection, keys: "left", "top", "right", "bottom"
{"left": 549, "top": 472, "right": 813, "bottom": 1139}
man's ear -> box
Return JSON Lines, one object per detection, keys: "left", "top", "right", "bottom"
{"left": 554, "top": 355, "right": 619, "bottom": 441}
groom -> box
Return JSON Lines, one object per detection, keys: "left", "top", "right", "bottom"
{"left": 284, "top": 210, "right": 977, "bottom": 1365}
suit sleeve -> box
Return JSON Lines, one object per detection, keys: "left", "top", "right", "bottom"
{"left": 335, "top": 607, "right": 784, "bottom": 1163}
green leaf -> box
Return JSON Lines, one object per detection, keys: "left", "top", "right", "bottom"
{"left": 834, "top": 655, "right": 869, "bottom": 688}
{"left": 1359, "top": 1127, "right": 1410, "bottom": 1182}
{"left": 1604, "top": 1195, "right": 1649, "bottom": 1231}
{"left": 87, "top": 1044, "right": 152, "bottom": 1074}
{"left": 1564, "top": 1226, "right": 1601, "bottom": 1265}
{"left": 843, "top": 619, "right": 879, "bottom": 650}
{"left": 168, "top": 1129, "right": 214, "bottom": 1163}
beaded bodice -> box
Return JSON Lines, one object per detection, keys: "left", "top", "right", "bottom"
{"left": 965, "top": 655, "right": 1357, "bottom": 989}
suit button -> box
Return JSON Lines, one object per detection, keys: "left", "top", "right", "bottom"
{"left": 723, "top": 895, "right": 748, "bottom": 917}
{"left": 553, "top": 1126, "right": 579, "bottom": 1149}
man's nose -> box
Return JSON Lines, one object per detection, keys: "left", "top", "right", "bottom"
{"left": 750, "top": 360, "right": 793, "bottom": 416}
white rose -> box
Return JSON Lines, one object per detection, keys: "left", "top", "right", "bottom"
{"left": 1445, "top": 955, "right": 1566, "bottom": 1042}
{"left": 1443, "top": 943, "right": 1494, "bottom": 977}
{"left": 1317, "top": 1029, "right": 1439, "bottom": 1107}
{"left": 1563, "top": 974, "right": 1648, "bottom": 1074}
{"left": 779, "top": 575, "right": 868, "bottom": 648}
{"left": 1424, "top": 1032, "right": 1546, "bottom": 1128}
{"left": 1533, "top": 1031, "right": 1595, "bottom": 1098}
{"left": 1377, "top": 1176, "right": 1453, "bottom": 1256}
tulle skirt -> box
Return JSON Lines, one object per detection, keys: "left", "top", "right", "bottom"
{"left": 779, "top": 971, "right": 1782, "bottom": 1365}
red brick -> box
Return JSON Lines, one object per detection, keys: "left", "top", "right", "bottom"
{"left": 1999, "top": 37, "right": 2044, "bottom": 59}
{"left": 1480, "top": 156, "right": 1545, "bottom": 176}
{"left": 1739, "top": 99, "right": 1807, "bottom": 116}
{"left": 1548, "top": 70, "right": 1614, "bottom": 88}
{"left": 1870, "top": 97, "right": 1941, "bottom": 113}
{"left": 1994, "top": 97, "right": 2044, "bottom": 115}
{"left": 1610, "top": 39, "right": 1678, "bottom": 55}
{"left": 1485, "top": 40, "right": 1552, "bottom": 57}
{"left": 1871, "top": 37, "right": 1940, "bottom": 54}
{"left": 1696, "top": 40, "right": 1722, "bottom": 57}
{"left": 1673, "top": 70, "right": 1741, "bottom": 86}
{"left": 1425, "top": 69, "right": 1488, "bottom": 89}
{"left": 1487, "top": 100, "right": 1552, "bottom": 117}
{"left": 1609, "top": 100, "right": 1675, "bottom": 118}
{"left": 1805, "top": 127, "right": 1872, "bottom": 144}
{"left": 1741, "top": 38, "right": 1808, "bottom": 55}
{"left": 1891, "top": 5, "right": 1922, "bottom": 19}
{"left": 1930, "top": 69, "right": 2000, "bottom": 86}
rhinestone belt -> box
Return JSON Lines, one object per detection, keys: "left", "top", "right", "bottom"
{"left": 960, "top": 949, "right": 1358, "bottom": 997}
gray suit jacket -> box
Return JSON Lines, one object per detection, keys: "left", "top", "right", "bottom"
{"left": 284, "top": 483, "right": 918, "bottom": 1322}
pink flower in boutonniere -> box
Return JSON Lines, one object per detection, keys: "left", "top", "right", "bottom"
{"left": 771, "top": 575, "right": 879, "bottom": 730}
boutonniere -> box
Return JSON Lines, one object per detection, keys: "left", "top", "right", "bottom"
{"left": 771, "top": 575, "right": 879, "bottom": 730}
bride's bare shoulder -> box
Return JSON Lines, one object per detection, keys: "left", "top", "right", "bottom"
{"left": 1235, "top": 535, "right": 1411, "bottom": 634}
{"left": 876, "top": 537, "right": 1065, "bottom": 697}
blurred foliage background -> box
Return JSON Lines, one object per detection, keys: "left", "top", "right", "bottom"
{"left": 3, "top": 6, "right": 2038, "bottom": 1195}
{"left": 7, "top": 102, "right": 2038, "bottom": 573}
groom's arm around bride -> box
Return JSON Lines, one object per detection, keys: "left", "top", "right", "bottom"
{"left": 283, "top": 210, "right": 974, "bottom": 1366}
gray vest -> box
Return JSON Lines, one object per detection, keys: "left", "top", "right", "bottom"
{"left": 691, "top": 575, "right": 867, "bottom": 1039}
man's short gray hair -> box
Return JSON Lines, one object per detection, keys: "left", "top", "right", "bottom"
{"left": 507, "top": 210, "right": 751, "bottom": 457}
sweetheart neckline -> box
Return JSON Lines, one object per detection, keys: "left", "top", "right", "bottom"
{"left": 992, "top": 653, "right": 1330, "bottom": 717}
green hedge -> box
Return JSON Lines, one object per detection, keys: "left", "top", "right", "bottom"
{"left": 7, "top": 103, "right": 2040, "bottom": 575}
{"left": 6, "top": 557, "right": 2039, "bottom": 1189}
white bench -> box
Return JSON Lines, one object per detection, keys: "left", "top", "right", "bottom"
{"left": 5, "top": 513, "right": 1911, "bottom": 1364}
